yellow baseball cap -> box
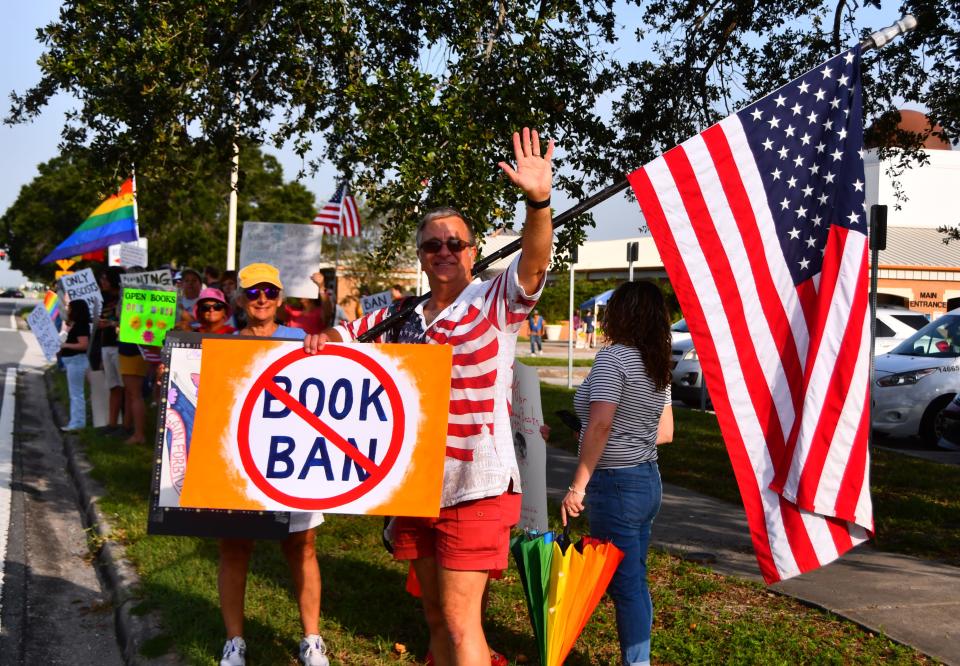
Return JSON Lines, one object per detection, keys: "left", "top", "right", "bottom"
{"left": 238, "top": 263, "right": 283, "bottom": 289}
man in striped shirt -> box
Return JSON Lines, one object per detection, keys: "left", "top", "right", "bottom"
{"left": 304, "top": 127, "right": 554, "bottom": 665}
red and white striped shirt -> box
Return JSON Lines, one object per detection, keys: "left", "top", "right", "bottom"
{"left": 335, "top": 255, "right": 544, "bottom": 506}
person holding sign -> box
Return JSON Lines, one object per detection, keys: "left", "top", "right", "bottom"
{"left": 59, "top": 299, "right": 92, "bottom": 431}
{"left": 305, "top": 127, "right": 554, "bottom": 666}
{"left": 194, "top": 288, "right": 236, "bottom": 335}
{"left": 217, "top": 262, "right": 329, "bottom": 666}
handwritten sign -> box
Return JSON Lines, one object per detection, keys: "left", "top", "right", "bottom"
{"left": 361, "top": 290, "right": 393, "bottom": 315}
{"left": 239, "top": 222, "right": 324, "bottom": 299}
{"left": 119, "top": 288, "right": 178, "bottom": 346}
{"left": 27, "top": 304, "right": 61, "bottom": 362}
{"left": 180, "top": 339, "right": 452, "bottom": 516}
{"left": 121, "top": 269, "right": 174, "bottom": 290}
{"left": 108, "top": 238, "right": 148, "bottom": 267}
{"left": 60, "top": 268, "right": 103, "bottom": 323}
{"left": 511, "top": 360, "right": 548, "bottom": 533}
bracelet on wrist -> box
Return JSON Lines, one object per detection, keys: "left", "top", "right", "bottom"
{"left": 567, "top": 485, "right": 585, "bottom": 497}
{"left": 526, "top": 195, "right": 551, "bottom": 210}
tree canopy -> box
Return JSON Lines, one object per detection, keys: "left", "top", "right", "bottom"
{"left": 7, "top": 1, "right": 958, "bottom": 265}
{"left": 1, "top": 145, "right": 315, "bottom": 278}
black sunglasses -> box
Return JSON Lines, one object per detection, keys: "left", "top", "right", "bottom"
{"left": 198, "top": 302, "right": 226, "bottom": 313}
{"left": 243, "top": 286, "right": 281, "bottom": 300}
{"left": 418, "top": 238, "right": 475, "bottom": 254}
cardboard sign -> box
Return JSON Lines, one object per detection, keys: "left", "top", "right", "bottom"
{"left": 120, "top": 269, "right": 174, "bottom": 290}
{"left": 27, "top": 304, "right": 61, "bottom": 362}
{"left": 511, "top": 360, "right": 548, "bottom": 533}
{"left": 109, "top": 238, "right": 149, "bottom": 267}
{"left": 239, "top": 222, "right": 324, "bottom": 299}
{"left": 148, "top": 332, "right": 292, "bottom": 539}
{"left": 60, "top": 268, "right": 103, "bottom": 323}
{"left": 361, "top": 290, "right": 393, "bottom": 315}
{"left": 119, "top": 288, "right": 178, "bottom": 346}
{"left": 179, "top": 338, "right": 452, "bottom": 516}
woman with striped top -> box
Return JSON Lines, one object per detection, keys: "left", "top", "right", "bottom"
{"left": 561, "top": 281, "right": 674, "bottom": 666}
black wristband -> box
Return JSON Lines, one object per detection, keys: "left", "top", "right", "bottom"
{"left": 526, "top": 196, "right": 551, "bottom": 210}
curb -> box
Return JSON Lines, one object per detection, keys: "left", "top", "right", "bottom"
{"left": 43, "top": 370, "right": 179, "bottom": 665}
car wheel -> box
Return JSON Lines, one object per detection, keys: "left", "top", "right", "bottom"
{"left": 919, "top": 394, "right": 956, "bottom": 446}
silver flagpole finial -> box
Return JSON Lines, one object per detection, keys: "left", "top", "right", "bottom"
{"left": 861, "top": 14, "right": 918, "bottom": 52}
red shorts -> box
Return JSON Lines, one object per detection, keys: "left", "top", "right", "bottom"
{"left": 392, "top": 492, "right": 521, "bottom": 571}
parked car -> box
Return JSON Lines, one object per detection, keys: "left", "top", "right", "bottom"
{"left": 671, "top": 337, "right": 711, "bottom": 408}
{"left": 670, "top": 319, "right": 693, "bottom": 372}
{"left": 0, "top": 288, "right": 24, "bottom": 298}
{"left": 872, "top": 309, "right": 960, "bottom": 445}
{"left": 671, "top": 307, "right": 928, "bottom": 412}
{"left": 874, "top": 307, "right": 929, "bottom": 355}
{"left": 934, "top": 394, "right": 960, "bottom": 451}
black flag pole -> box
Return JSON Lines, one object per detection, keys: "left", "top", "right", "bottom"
{"left": 357, "top": 13, "right": 916, "bottom": 344}
{"left": 357, "top": 178, "right": 631, "bottom": 342}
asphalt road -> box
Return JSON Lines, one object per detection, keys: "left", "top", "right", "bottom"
{"left": 0, "top": 299, "right": 123, "bottom": 665}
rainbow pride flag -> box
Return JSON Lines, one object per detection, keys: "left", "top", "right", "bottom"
{"left": 43, "top": 290, "right": 62, "bottom": 329}
{"left": 42, "top": 178, "right": 138, "bottom": 263}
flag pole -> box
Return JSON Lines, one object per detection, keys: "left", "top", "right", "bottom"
{"left": 357, "top": 14, "right": 917, "bottom": 344}
{"left": 358, "top": 178, "right": 630, "bottom": 342}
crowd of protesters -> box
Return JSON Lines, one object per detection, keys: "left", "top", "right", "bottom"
{"left": 48, "top": 127, "right": 671, "bottom": 666}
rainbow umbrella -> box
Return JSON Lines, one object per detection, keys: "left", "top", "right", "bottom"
{"left": 512, "top": 530, "right": 624, "bottom": 666}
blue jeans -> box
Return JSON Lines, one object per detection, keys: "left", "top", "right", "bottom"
{"left": 61, "top": 354, "right": 89, "bottom": 428}
{"left": 587, "top": 462, "right": 662, "bottom": 666}
{"left": 530, "top": 334, "right": 542, "bottom": 353}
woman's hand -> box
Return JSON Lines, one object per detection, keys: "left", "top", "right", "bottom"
{"left": 560, "top": 486, "right": 586, "bottom": 526}
{"left": 303, "top": 332, "right": 330, "bottom": 355}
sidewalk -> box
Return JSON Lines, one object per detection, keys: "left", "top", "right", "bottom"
{"left": 544, "top": 443, "right": 960, "bottom": 665}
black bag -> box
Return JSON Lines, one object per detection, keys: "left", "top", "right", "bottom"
{"left": 87, "top": 326, "right": 103, "bottom": 372}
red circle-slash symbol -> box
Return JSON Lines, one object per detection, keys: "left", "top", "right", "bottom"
{"left": 236, "top": 346, "right": 405, "bottom": 510}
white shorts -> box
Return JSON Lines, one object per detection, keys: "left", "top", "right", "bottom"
{"left": 288, "top": 512, "right": 324, "bottom": 532}
{"left": 101, "top": 346, "right": 123, "bottom": 389}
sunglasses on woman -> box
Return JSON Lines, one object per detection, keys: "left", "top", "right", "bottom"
{"left": 198, "top": 302, "right": 226, "bottom": 313}
{"left": 243, "top": 286, "right": 281, "bottom": 300}
{"left": 418, "top": 238, "right": 475, "bottom": 254}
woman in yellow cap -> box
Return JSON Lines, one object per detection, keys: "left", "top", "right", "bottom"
{"left": 217, "top": 262, "right": 329, "bottom": 666}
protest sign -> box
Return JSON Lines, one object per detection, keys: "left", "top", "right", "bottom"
{"left": 361, "top": 290, "right": 393, "bottom": 315}
{"left": 120, "top": 269, "right": 174, "bottom": 290}
{"left": 148, "top": 332, "right": 292, "bottom": 539}
{"left": 27, "top": 304, "right": 61, "bottom": 362}
{"left": 239, "top": 222, "right": 324, "bottom": 299}
{"left": 511, "top": 360, "right": 548, "bottom": 533}
{"left": 119, "top": 288, "right": 178, "bottom": 346}
{"left": 60, "top": 268, "right": 103, "bottom": 323}
{"left": 179, "top": 338, "right": 452, "bottom": 516}
{"left": 109, "top": 237, "right": 149, "bottom": 267}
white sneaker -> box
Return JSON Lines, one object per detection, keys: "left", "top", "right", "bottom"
{"left": 220, "top": 637, "right": 246, "bottom": 666}
{"left": 299, "top": 634, "right": 330, "bottom": 666}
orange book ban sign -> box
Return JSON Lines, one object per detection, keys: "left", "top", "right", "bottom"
{"left": 179, "top": 338, "right": 452, "bottom": 516}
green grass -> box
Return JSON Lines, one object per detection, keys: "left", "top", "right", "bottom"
{"left": 541, "top": 382, "right": 960, "bottom": 565}
{"left": 50, "top": 369, "right": 934, "bottom": 664}
{"left": 517, "top": 356, "right": 594, "bottom": 367}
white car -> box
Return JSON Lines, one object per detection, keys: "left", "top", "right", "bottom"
{"left": 874, "top": 307, "right": 929, "bottom": 355}
{"left": 872, "top": 309, "right": 960, "bottom": 445}
{"left": 671, "top": 307, "right": 928, "bottom": 411}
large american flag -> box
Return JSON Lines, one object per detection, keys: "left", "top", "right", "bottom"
{"left": 313, "top": 184, "right": 361, "bottom": 237}
{"left": 630, "top": 46, "right": 873, "bottom": 584}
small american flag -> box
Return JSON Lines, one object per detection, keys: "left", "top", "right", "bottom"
{"left": 313, "top": 184, "right": 361, "bottom": 237}
{"left": 630, "top": 46, "right": 872, "bottom": 583}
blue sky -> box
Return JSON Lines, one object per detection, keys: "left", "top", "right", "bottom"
{"left": 0, "top": 1, "right": 899, "bottom": 287}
